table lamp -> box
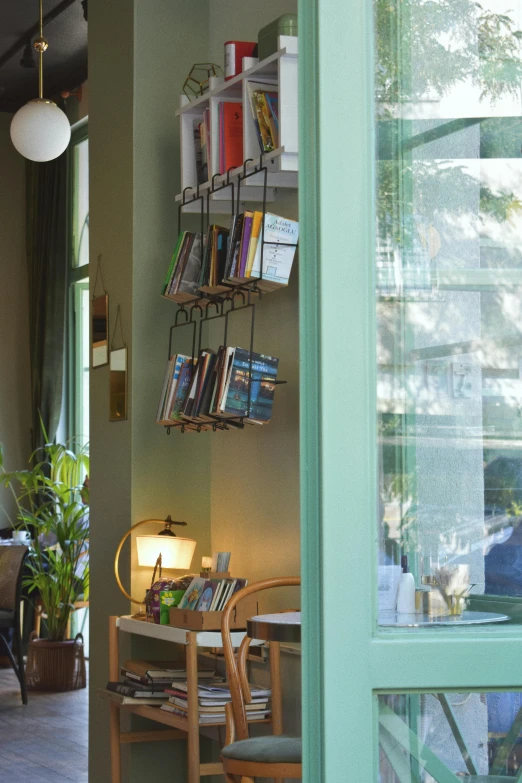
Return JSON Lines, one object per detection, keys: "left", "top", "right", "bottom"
{"left": 114, "top": 515, "right": 197, "bottom": 605}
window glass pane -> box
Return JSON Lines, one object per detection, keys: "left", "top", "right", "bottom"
{"left": 72, "top": 138, "right": 89, "bottom": 268}
{"left": 379, "top": 691, "right": 522, "bottom": 781}
{"left": 375, "top": 0, "right": 522, "bottom": 623}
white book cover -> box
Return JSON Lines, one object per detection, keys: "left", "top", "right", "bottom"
{"left": 250, "top": 213, "right": 299, "bottom": 285}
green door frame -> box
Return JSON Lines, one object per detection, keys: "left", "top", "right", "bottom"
{"left": 298, "top": 1, "right": 522, "bottom": 781}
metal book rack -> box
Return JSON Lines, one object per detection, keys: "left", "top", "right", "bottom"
{"left": 161, "top": 152, "right": 297, "bottom": 435}
{"left": 164, "top": 288, "right": 286, "bottom": 435}
{"left": 174, "top": 152, "right": 298, "bottom": 301}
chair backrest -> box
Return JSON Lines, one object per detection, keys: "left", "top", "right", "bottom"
{"left": 0, "top": 545, "right": 28, "bottom": 611}
{"left": 221, "top": 576, "right": 300, "bottom": 742}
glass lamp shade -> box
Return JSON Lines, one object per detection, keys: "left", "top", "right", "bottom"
{"left": 10, "top": 99, "right": 71, "bottom": 162}
{"left": 136, "top": 535, "right": 196, "bottom": 570}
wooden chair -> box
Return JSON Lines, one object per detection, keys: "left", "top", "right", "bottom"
{"left": 0, "top": 545, "right": 29, "bottom": 704}
{"left": 220, "top": 576, "right": 302, "bottom": 782}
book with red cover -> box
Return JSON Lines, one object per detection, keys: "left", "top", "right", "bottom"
{"left": 222, "top": 102, "right": 243, "bottom": 173}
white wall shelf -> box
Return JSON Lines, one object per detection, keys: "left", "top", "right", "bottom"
{"left": 177, "top": 36, "right": 298, "bottom": 214}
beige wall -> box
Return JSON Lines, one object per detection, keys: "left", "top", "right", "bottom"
{"left": 0, "top": 114, "right": 31, "bottom": 528}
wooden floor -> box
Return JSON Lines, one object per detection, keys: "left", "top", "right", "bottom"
{"left": 0, "top": 664, "right": 88, "bottom": 782}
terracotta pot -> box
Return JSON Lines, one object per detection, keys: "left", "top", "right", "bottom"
{"left": 25, "top": 632, "right": 86, "bottom": 691}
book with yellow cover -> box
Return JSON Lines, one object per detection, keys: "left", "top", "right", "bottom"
{"left": 245, "top": 211, "right": 263, "bottom": 277}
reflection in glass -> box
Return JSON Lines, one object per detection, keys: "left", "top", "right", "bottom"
{"left": 110, "top": 347, "right": 127, "bottom": 421}
{"left": 73, "top": 138, "right": 89, "bottom": 268}
{"left": 375, "top": 0, "right": 522, "bottom": 622}
{"left": 379, "top": 692, "right": 522, "bottom": 781}
{"left": 92, "top": 295, "right": 109, "bottom": 368}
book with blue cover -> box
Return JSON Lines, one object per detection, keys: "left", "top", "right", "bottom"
{"left": 223, "top": 348, "right": 279, "bottom": 423}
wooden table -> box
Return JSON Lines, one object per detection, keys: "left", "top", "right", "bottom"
{"left": 247, "top": 611, "right": 301, "bottom": 643}
{"left": 104, "top": 615, "right": 265, "bottom": 783}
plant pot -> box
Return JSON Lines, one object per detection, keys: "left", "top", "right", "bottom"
{"left": 25, "top": 632, "right": 86, "bottom": 691}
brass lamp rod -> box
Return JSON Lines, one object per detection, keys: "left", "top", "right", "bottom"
{"left": 33, "top": 0, "right": 49, "bottom": 101}
{"left": 114, "top": 517, "right": 187, "bottom": 605}
{"left": 39, "top": 0, "right": 43, "bottom": 99}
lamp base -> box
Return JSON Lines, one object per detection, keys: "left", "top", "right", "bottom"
{"left": 200, "top": 571, "right": 230, "bottom": 579}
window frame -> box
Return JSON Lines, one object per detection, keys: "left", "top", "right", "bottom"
{"left": 66, "top": 118, "right": 89, "bottom": 445}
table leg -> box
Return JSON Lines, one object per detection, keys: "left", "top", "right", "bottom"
{"left": 109, "top": 616, "right": 121, "bottom": 783}
{"left": 269, "top": 641, "right": 283, "bottom": 735}
{"left": 186, "top": 632, "right": 200, "bottom": 783}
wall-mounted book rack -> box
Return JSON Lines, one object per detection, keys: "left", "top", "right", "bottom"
{"left": 163, "top": 288, "right": 286, "bottom": 435}
{"left": 164, "top": 152, "right": 299, "bottom": 309}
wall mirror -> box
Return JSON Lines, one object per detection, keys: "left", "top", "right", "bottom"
{"left": 92, "top": 294, "right": 109, "bottom": 368}
{"left": 109, "top": 347, "right": 128, "bottom": 421}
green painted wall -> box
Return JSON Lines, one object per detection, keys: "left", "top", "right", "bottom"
{"left": 89, "top": 1, "right": 211, "bottom": 779}
{"left": 89, "top": 1, "right": 300, "bottom": 779}
{"left": 0, "top": 115, "right": 31, "bottom": 528}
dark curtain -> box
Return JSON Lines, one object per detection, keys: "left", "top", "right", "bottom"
{"left": 26, "top": 154, "right": 67, "bottom": 453}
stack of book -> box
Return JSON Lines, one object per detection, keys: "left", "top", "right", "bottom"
{"left": 162, "top": 213, "right": 298, "bottom": 300}
{"left": 161, "top": 682, "right": 271, "bottom": 724}
{"left": 102, "top": 659, "right": 217, "bottom": 706}
{"left": 156, "top": 346, "right": 280, "bottom": 427}
{"left": 176, "top": 576, "right": 248, "bottom": 612}
{"left": 246, "top": 81, "right": 279, "bottom": 153}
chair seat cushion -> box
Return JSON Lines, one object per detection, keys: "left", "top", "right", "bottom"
{"left": 221, "top": 735, "right": 302, "bottom": 764}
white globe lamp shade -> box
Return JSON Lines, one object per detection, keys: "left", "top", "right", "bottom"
{"left": 10, "top": 99, "right": 71, "bottom": 162}
{"left": 136, "top": 535, "right": 197, "bottom": 570}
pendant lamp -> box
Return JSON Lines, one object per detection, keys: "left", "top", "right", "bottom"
{"left": 10, "top": 0, "right": 71, "bottom": 162}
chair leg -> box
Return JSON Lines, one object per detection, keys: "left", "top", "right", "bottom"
{"left": 14, "top": 617, "right": 27, "bottom": 705}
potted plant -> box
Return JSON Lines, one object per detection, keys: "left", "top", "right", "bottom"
{"left": 0, "top": 429, "right": 89, "bottom": 691}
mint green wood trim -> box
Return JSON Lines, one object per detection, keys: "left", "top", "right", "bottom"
{"left": 298, "top": 0, "right": 323, "bottom": 780}
{"left": 371, "top": 633, "right": 522, "bottom": 690}
{"left": 299, "top": 0, "right": 377, "bottom": 779}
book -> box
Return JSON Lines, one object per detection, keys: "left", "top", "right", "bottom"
{"left": 121, "top": 664, "right": 216, "bottom": 684}
{"left": 160, "top": 703, "right": 270, "bottom": 723}
{"left": 156, "top": 354, "right": 190, "bottom": 424}
{"left": 220, "top": 101, "right": 243, "bottom": 173}
{"left": 245, "top": 211, "right": 263, "bottom": 277}
{"left": 238, "top": 211, "right": 253, "bottom": 277}
{"left": 195, "top": 580, "right": 218, "bottom": 611}
{"left": 170, "top": 360, "right": 194, "bottom": 421}
{"left": 123, "top": 660, "right": 189, "bottom": 679}
{"left": 99, "top": 689, "right": 168, "bottom": 707}
{"left": 223, "top": 347, "right": 279, "bottom": 422}
{"left": 224, "top": 214, "right": 244, "bottom": 279}
{"left": 250, "top": 213, "right": 299, "bottom": 288}
{"left": 169, "top": 697, "right": 268, "bottom": 714}
{"left": 246, "top": 81, "right": 279, "bottom": 153}
{"left": 173, "top": 682, "right": 271, "bottom": 699}
{"left": 177, "top": 233, "right": 203, "bottom": 295}
{"left": 178, "top": 577, "right": 207, "bottom": 610}
{"left": 193, "top": 119, "right": 205, "bottom": 185}
{"left": 106, "top": 682, "right": 168, "bottom": 699}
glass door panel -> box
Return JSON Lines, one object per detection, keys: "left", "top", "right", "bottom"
{"left": 379, "top": 691, "right": 522, "bottom": 781}
{"left": 376, "top": 0, "right": 522, "bottom": 626}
